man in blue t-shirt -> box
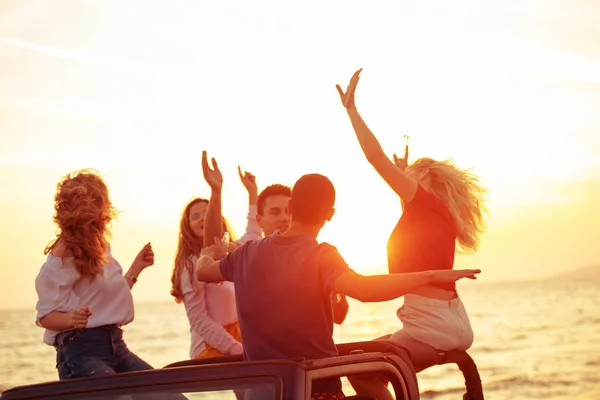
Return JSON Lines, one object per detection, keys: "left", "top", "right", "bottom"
{"left": 197, "top": 173, "right": 480, "bottom": 399}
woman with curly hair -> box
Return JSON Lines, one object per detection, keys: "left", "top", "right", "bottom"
{"left": 35, "top": 169, "right": 155, "bottom": 380}
{"left": 336, "top": 69, "right": 488, "bottom": 400}
{"left": 170, "top": 152, "right": 262, "bottom": 360}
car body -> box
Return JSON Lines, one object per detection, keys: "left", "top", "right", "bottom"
{"left": 0, "top": 341, "right": 420, "bottom": 400}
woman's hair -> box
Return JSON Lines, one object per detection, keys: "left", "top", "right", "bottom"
{"left": 170, "top": 198, "right": 236, "bottom": 303}
{"left": 44, "top": 169, "right": 117, "bottom": 277}
{"left": 406, "top": 158, "right": 488, "bottom": 253}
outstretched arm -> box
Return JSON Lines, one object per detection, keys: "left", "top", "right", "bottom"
{"left": 337, "top": 69, "right": 418, "bottom": 203}
{"left": 334, "top": 269, "right": 480, "bottom": 303}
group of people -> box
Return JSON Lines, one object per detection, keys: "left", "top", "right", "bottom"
{"left": 34, "top": 69, "right": 487, "bottom": 400}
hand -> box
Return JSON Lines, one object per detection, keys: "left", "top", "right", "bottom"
{"left": 431, "top": 269, "right": 481, "bottom": 284}
{"left": 229, "top": 342, "right": 243, "bottom": 356}
{"left": 393, "top": 138, "right": 409, "bottom": 172}
{"left": 228, "top": 241, "right": 242, "bottom": 252}
{"left": 68, "top": 306, "right": 92, "bottom": 329}
{"left": 202, "top": 150, "right": 223, "bottom": 191}
{"left": 200, "top": 238, "right": 228, "bottom": 261}
{"left": 131, "top": 242, "right": 154, "bottom": 271}
{"left": 238, "top": 166, "right": 257, "bottom": 197}
{"left": 336, "top": 68, "right": 362, "bottom": 110}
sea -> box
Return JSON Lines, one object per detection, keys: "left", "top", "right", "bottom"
{"left": 1, "top": 279, "right": 599, "bottom": 399}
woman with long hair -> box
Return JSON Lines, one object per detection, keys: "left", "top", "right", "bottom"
{"left": 35, "top": 169, "right": 155, "bottom": 380}
{"left": 336, "top": 69, "right": 487, "bottom": 399}
{"left": 170, "top": 152, "right": 262, "bottom": 359}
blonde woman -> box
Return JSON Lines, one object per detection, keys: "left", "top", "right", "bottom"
{"left": 35, "top": 169, "right": 154, "bottom": 380}
{"left": 170, "top": 152, "right": 262, "bottom": 360}
{"left": 337, "top": 69, "right": 487, "bottom": 400}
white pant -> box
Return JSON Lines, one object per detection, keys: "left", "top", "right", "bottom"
{"left": 391, "top": 294, "right": 474, "bottom": 351}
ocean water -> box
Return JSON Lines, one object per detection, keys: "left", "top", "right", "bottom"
{"left": 1, "top": 279, "right": 599, "bottom": 399}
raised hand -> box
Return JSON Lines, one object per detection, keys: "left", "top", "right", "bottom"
{"left": 393, "top": 135, "right": 410, "bottom": 172}
{"left": 132, "top": 242, "right": 154, "bottom": 271}
{"left": 238, "top": 166, "right": 257, "bottom": 195}
{"left": 431, "top": 269, "right": 481, "bottom": 284}
{"left": 336, "top": 68, "right": 362, "bottom": 109}
{"left": 202, "top": 150, "right": 223, "bottom": 191}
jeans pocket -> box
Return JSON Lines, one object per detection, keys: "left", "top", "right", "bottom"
{"left": 56, "top": 329, "right": 83, "bottom": 351}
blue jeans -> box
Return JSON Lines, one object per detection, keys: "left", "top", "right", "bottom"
{"left": 55, "top": 324, "right": 153, "bottom": 380}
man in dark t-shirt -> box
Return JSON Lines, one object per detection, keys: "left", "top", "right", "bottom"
{"left": 197, "top": 173, "right": 481, "bottom": 399}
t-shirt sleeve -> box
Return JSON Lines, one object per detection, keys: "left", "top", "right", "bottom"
{"left": 318, "top": 243, "right": 352, "bottom": 293}
{"left": 219, "top": 242, "right": 250, "bottom": 282}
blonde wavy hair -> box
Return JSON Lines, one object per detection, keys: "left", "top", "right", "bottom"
{"left": 406, "top": 158, "right": 488, "bottom": 253}
{"left": 44, "top": 169, "right": 117, "bottom": 277}
{"left": 170, "top": 198, "right": 236, "bottom": 303}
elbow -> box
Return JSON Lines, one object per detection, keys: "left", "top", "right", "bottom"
{"left": 37, "top": 315, "right": 48, "bottom": 329}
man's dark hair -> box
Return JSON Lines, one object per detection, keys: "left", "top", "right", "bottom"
{"left": 290, "top": 174, "right": 335, "bottom": 225}
{"left": 257, "top": 184, "right": 292, "bottom": 215}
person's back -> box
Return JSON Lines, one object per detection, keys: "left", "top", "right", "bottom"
{"left": 220, "top": 234, "right": 347, "bottom": 362}
{"left": 196, "top": 173, "right": 481, "bottom": 400}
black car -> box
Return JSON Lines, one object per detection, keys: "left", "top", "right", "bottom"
{"left": 1, "top": 340, "right": 483, "bottom": 400}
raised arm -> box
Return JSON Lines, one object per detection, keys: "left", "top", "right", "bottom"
{"left": 202, "top": 151, "right": 224, "bottom": 248}
{"left": 334, "top": 269, "right": 480, "bottom": 303}
{"left": 336, "top": 69, "right": 418, "bottom": 203}
{"left": 236, "top": 166, "right": 263, "bottom": 243}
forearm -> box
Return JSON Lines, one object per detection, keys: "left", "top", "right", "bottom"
{"left": 347, "top": 107, "right": 387, "bottom": 162}
{"left": 124, "top": 264, "right": 143, "bottom": 289}
{"left": 248, "top": 189, "right": 257, "bottom": 207}
{"left": 204, "top": 190, "right": 223, "bottom": 248}
{"left": 194, "top": 309, "right": 242, "bottom": 354}
{"left": 340, "top": 271, "right": 434, "bottom": 303}
{"left": 187, "top": 289, "right": 242, "bottom": 355}
{"left": 238, "top": 205, "right": 263, "bottom": 244}
{"left": 202, "top": 323, "right": 242, "bottom": 355}
{"left": 196, "top": 256, "right": 226, "bottom": 283}
{"left": 38, "top": 311, "right": 74, "bottom": 331}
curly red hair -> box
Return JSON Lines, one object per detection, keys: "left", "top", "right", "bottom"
{"left": 44, "top": 169, "right": 117, "bottom": 277}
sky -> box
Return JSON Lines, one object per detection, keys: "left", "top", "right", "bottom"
{"left": 0, "top": 0, "right": 599, "bottom": 310}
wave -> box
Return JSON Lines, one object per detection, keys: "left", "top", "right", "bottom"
{"left": 419, "top": 375, "right": 598, "bottom": 399}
